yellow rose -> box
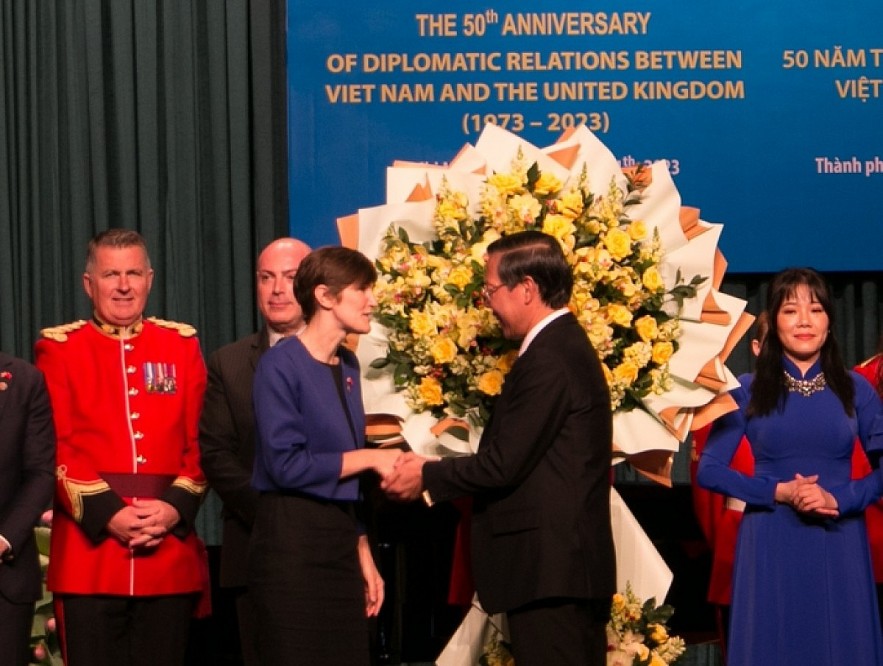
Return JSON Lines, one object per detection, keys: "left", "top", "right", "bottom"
{"left": 429, "top": 337, "right": 458, "bottom": 364}
{"left": 488, "top": 172, "right": 523, "bottom": 196}
{"left": 642, "top": 266, "right": 664, "bottom": 292}
{"left": 542, "top": 214, "right": 576, "bottom": 245}
{"left": 447, "top": 265, "right": 473, "bottom": 290}
{"left": 650, "top": 623, "right": 668, "bottom": 643}
{"left": 558, "top": 189, "right": 584, "bottom": 218}
{"left": 634, "top": 315, "right": 659, "bottom": 342}
{"left": 601, "top": 362, "right": 614, "bottom": 386}
{"left": 613, "top": 360, "right": 639, "bottom": 385}
{"left": 649, "top": 653, "right": 666, "bottom": 666}
{"left": 606, "top": 303, "right": 633, "bottom": 328}
{"left": 495, "top": 349, "right": 519, "bottom": 373}
{"left": 603, "top": 227, "right": 632, "bottom": 261}
{"left": 532, "top": 171, "right": 562, "bottom": 196}
{"left": 416, "top": 377, "right": 444, "bottom": 406}
{"left": 409, "top": 311, "right": 437, "bottom": 338}
{"left": 508, "top": 193, "right": 542, "bottom": 223}
{"left": 652, "top": 341, "right": 674, "bottom": 364}
{"left": 477, "top": 369, "right": 505, "bottom": 396}
{"left": 628, "top": 219, "right": 648, "bottom": 241}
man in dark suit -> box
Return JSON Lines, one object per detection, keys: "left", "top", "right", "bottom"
{"left": 383, "top": 230, "right": 615, "bottom": 665}
{"left": 198, "top": 237, "right": 310, "bottom": 665}
{"left": 0, "top": 352, "right": 56, "bottom": 666}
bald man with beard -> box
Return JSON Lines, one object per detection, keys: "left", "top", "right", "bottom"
{"left": 199, "top": 238, "right": 311, "bottom": 665}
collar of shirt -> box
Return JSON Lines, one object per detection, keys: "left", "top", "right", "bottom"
{"left": 519, "top": 308, "right": 569, "bottom": 356}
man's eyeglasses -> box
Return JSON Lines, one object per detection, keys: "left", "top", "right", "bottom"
{"left": 481, "top": 282, "right": 505, "bottom": 300}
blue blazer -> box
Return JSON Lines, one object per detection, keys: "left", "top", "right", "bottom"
{"left": 252, "top": 337, "right": 366, "bottom": 501}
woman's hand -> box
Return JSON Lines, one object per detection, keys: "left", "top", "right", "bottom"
{"left": 371, "top": 448, "right": 403, "bottom": 480}
{"left": 357, "top": 535, "right": 385, "bottom": 617}
{"left": 792, "top": 473, "right": 839, "bottom": 517}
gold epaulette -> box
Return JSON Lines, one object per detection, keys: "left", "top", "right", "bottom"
{"left": 858, "top": 354, "right": 882, "bottom": 369}
{"left": 147, "top": 316, "right": 198, "bottom": 338}
{"left": 40, "top": 320, "right": 88, "bottom": 343}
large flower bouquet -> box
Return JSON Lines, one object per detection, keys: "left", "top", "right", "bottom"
{"left": 343, "top": 123, "right": 751, "bottom": 475}
{"left": 371, "top": 152, "right": 701, "bottom": 428}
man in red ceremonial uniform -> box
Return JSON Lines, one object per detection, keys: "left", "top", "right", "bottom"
{"left": 36, "top": 229, "right": 207, "bottom": 666}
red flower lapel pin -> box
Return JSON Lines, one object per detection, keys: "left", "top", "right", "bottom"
{"left": 0, "top": 370, "right": 11, "bottom": 391}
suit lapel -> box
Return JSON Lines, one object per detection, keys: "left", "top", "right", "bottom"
{"left": 250, "top": 329, "right": 269, "bottom": 371}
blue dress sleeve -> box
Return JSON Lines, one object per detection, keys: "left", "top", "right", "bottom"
{"left": 828, "top": 373, "right": 883, "bottom": 515}
{"left": 696, "top": 378, "right": 779, "bottom": 508}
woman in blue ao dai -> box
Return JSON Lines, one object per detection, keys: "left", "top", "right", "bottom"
{"left": 698, "top": 268, "right": 883, "bottom": 665}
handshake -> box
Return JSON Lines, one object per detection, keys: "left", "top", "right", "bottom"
{"left": 370, "top": 449, "right": 439, "bottom": 502}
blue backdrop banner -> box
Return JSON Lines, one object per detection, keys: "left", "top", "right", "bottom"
{"left": 288, "top": 0, "right": 883, "bottom": 272}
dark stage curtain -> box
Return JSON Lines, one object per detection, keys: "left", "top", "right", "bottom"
{"left": 0, "top": 0, "right": 288, "bottom": 541}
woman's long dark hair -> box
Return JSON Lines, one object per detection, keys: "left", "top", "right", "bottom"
{"left": 748, "top": 267, "right": 854, "bottom": 417}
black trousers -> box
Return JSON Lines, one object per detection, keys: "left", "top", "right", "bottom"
{"left": 55, "top": 593, "right": 194, "bottom": 666}
{"left": 507, "top": 597, "right": 610, "bottom": 666}
{"left": 0, "top": 595, "right": 34, "bottom": 666}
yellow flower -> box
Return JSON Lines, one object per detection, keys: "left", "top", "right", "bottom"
{"left": 601, "top": 362, "right": 614, "bottom": 386}
{"left": 508, "top": 193, "right": 542, "bottom": 223}
{"left": 649, "top": 653, "right": 666, "bottom": 666}
{"left": 533, "top": 171, "right": 562, "bottom": 196}
{"left": 416, "top": 377, "right": 444, "bottom": 406}
{"left": 429, "top": 337, "right": 458, "bottom": 364}
{"left": 557, "top": 189, "right": 584, "bottom": 218}
{"left": 487, "top": 172, "right": 523, "bottom": 196}
{"left": 649, "top": 623, "right": 668, "bottom": 643}
{"left": 634, "top": 315, "right": 659, "bottom": 342}
{"left": 651, "top": 341, "right": 674, "bottom": 364}
{"left": 628, "top": 220, "right": 648, "bottom": 241}
{"left": 642, "top": 266, "right": 664, "bottom": 292}
{"left": 477, "top": 369, "right": 505, "bottom": 396}
{"left": 436, "top": 195, "right": 468, "bottom": 223}
{"left": 613, "top": 360, "right": 639, "bottom": 386}
{"left": 603, "top": 227, "right": 632, "bottom": 262}
{"left": 606, "top": 303, "right": 633, "bottom": 328}
{"left": 409, "top": 311, "right": 437, "bottom": 338}
{"left": 542, "top": 214, "right": 576, "bottom": 247}
{"left": 447, "top": 265, "right": 473, "bottom": 290}
{"left": 495, "top": 350, "right": 518, "bottom": 373}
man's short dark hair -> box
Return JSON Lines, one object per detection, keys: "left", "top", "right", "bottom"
{"left": 487, "top": 231, "right": 573, "bottom": 308}
{"left": 85, "top": 229, "right": 151, "bottom": 272}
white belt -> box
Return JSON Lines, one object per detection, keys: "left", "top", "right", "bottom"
{"left": 725, "top": 497, "right": 746, "bottom": 512}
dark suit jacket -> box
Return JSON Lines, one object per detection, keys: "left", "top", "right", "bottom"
{"left": 199, "top": 330, "right": 268, "bottom": 587}
{"left": 0, "top": 352, "right": 55, "bottom": 603}
{"left": 423, "top": 313, "right": 616, "bottom": 614}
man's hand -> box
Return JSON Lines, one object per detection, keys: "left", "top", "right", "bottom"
{"left": 106, "top": 499, "right": 181, "bottom": 549}
{"left": 381, "top": 452, "right": 429, "bottom": 501}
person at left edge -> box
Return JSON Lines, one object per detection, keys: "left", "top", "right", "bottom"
{"left": 0, "top": 352, "right": 55, "bottom": 666}
{"left": 198, "top": 237, "right": 311, "bottom": 666}
{"left": 35, "top": 229, "right": 207, "bottom": 666}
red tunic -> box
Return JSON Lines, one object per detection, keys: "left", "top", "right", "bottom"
{"left": 36, "top": 318, "right": 207, "bottom": 596}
